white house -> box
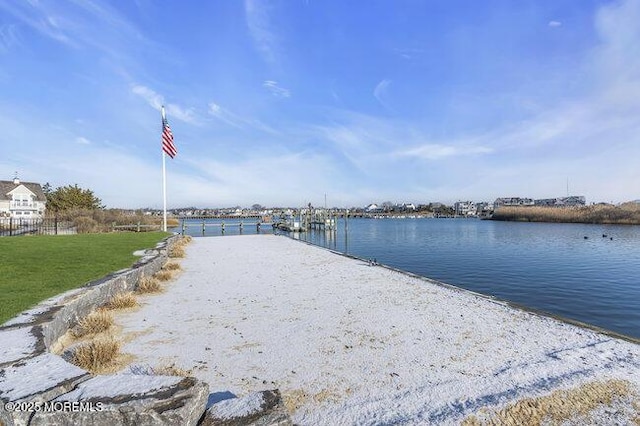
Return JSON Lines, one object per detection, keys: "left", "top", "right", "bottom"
{"left": 0, "top": 178, "right": 47, "bottom": 219}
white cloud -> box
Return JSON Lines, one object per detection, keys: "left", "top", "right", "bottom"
{"left": 207, "top": 101, "right": 279, "bottom": 134}
{"left": 75, "top": 136, "right": 91, "bottom": 145}
{"left": 131, "top": 84, "right": 198, "bottom": 124}
{"left": 263, "top": 80, "right": 291, "bottom": 98}
{"left": 245, "top": 0, "right": 279, "bottom": 64}
{"left": 373, "top": 79, "right": 392, "bottom": 109}
{"left": 207, "top": 102, "right": 244, "bottom": 129}
{"left": 548, "top": 20, "right": 562, "bottom": 28}
{"left": 396, "top": 144, "right": 493, "bottom": 160}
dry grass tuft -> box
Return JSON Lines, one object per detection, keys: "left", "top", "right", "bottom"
{"left": 153, "top": 270, "right": 173, "bottom": 282}
{"left": 462, "top": 379, "right": 637, "bottom": 426}
{"left": 72, "top": 337, "right": 121, "bottom": 373}
{"left": 73, "top": 309, "right": 114, "bottom": 338}
{"left": 162, "top": 261, "right": 181, "bottom": 271}
{"left": 104, "top": 292, "right": 139, "bottom": 310}
{"left": 153, "top": 362, "right": 193, "bottom": 377}
{"left": 137, "top": 275, "right": 163, "bottom": 293}
{"left": 169, "top": 245, "right": 185, "bottom": 258}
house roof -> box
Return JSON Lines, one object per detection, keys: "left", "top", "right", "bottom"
{"left": 0, "top": 180, "right": 47, "bottom": 201}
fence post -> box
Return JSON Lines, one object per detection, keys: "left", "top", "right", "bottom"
{"left": 202, "top": 218, "right": 205, "bottom": 236}
{"left": 9, "top": 217, "right": 12, "bottom": 236}
{"left": 181, "top": 219, "right": 186, "bottom": 235}
{"left": 112, "top": 222, "right": 116, "bottom": 232}
{"left": 55, "top": 216, "right": 58, "bottom": 235}
{"left": 137, "top": 221, "right": 141, "bottom": 232}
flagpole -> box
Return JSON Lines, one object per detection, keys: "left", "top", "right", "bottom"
{"left": 162, "top": 106, "right": 168, "bottom": 232}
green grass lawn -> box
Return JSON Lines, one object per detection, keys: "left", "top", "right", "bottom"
{"left": 0, "top": 232, "right": 169, "bottom": 324}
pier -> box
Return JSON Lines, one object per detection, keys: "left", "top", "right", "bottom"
{"left": 177, "top": 216, "right": 273, "bottom": 236}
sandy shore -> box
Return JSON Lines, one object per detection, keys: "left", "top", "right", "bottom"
{"left": 114, "top": 234, "right": 639, "bottom": 425}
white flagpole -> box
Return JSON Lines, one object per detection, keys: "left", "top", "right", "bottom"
{"left": 162, "top": 106, "right": 168, "bottom": 232}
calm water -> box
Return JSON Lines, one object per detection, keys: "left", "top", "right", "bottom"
{"left": 176, "top": 218, "right": 640, "bottom": 339}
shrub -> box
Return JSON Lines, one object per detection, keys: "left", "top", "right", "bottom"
{"left": 74, "top": 216, "right": 99, "bottom": 234}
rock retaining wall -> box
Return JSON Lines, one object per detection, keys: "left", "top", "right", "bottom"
{"left": 0, "top": 235, "right": 213, "bottom": 426}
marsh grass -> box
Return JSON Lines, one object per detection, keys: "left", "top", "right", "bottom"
{"left": 72, "top": 309, "right": 114, "bottom": 338}
{"left": 153, "top": 270, "right": 173, "bottom": 282}
{"left": 492, "top": 203, "right": 640, "bottom": 224}
{"left": 72, "top": 336, "right": 122, "bottom": 373}
{"left": 104, "top": 292, "right": 139, "bottom": 310}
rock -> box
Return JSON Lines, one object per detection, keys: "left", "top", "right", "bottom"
{"left": 201, "top": 389, "right": 293, "bottom": 426}
{"left": 0, "top": 353, "right": 89, "bottom": 426}
{"left": 0, "top": 326, "right": 45, "bottom": 368}
{"left": 30, "top": 374, "right": 209, "bottom": 426}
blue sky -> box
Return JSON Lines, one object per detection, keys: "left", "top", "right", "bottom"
{"left": 1, "top": 0, "right": 639, "bottom": 208}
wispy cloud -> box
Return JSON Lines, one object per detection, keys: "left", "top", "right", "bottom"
{"left": 373, "top": 79, "right": 392, "bottom": 108}
{"left": 75, "top": 136, "right": 91, "bottom": 145}
{"left": 0, "top": 24, "right": 20, "bottom": 52}
{"left": 395, "top": 144, "right": 493, "bottom": 160}
{"left": 0, "top": 1, "right": 78, "bottom": 47}
{"left": 245, "top": 0, "right": 279, "bottom": 64}
{"left": 131, "top": 85, "right": 198, "bottom": 124}
{"left": 207, "top": 101, "right": 279, "bottom": 134}
{"left": 208, "top": 102, "right": 243, "bottom": 129}
{"left": 394, "top": 47, "right": 425, "bottom": 60}
{"left": 263, "top": 80, "right": 291, "bottom": 98}
{"left": 548, "top": 20, "right": 562, "bottom": 28}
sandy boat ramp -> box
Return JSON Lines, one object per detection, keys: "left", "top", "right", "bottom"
{"left": 113, "top": 234, "right": 639, "bottom": 425}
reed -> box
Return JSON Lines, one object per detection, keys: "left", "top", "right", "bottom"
{"left": 491, "top": 203, "right": 640, "bottom": 225}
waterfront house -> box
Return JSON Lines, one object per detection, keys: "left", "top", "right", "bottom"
{"left": 0, "top": 178, "right": 47, "bottom": 219}
{"left": 493, "top": 197, "right": 535, "bottom": 209}
{"left": 534, "top": 196, "right": 586, "bottom": 207}
{"left": 454, "top": 201, "right": 477, "bottom": 216}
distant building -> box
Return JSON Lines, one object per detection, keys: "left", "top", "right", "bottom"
{"left": 0, "top": 177, "right": 47, "bottom": 219}
{"left": 454, "top": 201, "right": 477, "bottom": 216}
{"left": 534, "top": 196, "right": 586, "bottom": 207}
{"left": 493, "top": 197, "right": 535, "bottom": 209}
{"left": 365, "top": 203, "right": 380, "bottom": 212}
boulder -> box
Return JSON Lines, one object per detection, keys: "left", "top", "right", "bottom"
{"left": 30, "top": 374, "right": 208, "bottom": 426}
{"left": 201, "top": 389, "right": 293, "bottom": 426}
{"left": 0, "top": 353, "right": 89, "bottom": 426}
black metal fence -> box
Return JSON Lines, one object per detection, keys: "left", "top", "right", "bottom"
{"left": 0, "top": 217, "right": 164, "bottom": 237}
{"left": 0, "top": 217, "right": 76, "bottom": 236}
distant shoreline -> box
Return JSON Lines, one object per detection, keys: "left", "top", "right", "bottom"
{"left": 489, "top": 203, "right": 640, "bottom": 225}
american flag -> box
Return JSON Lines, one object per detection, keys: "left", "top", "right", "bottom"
{"left": 162, "top": 116, "right": 177, "bottom": 158}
